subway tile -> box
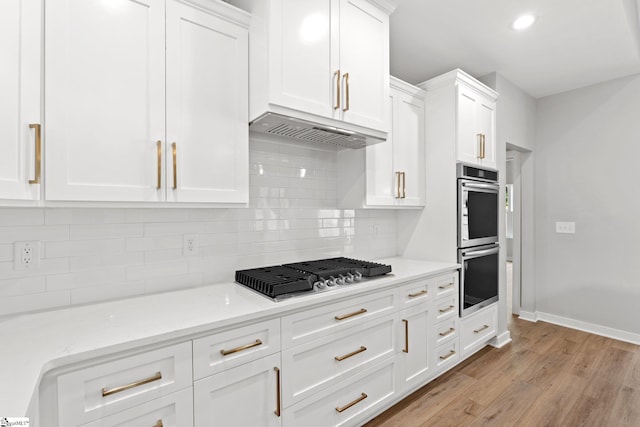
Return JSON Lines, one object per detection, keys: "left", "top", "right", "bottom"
{"left": 70, "top": 252, "right": 144, "bottom": 272}
{"left": 0, "top": 208, "right": 44, "bottom": 226}
{"left": 71, "top": 281, "right": 146, "bottom": 305}
{"left": 126, "top": 235, "right": 182, "bottom": 251}
{"left": 0, "top": 258, "right": 69, "bottom": 280}
{"left": 0, "top": 276, "right": 46, "bottom": 297}
{"left": 45, "top": 208, "right": 125, "bottom": 225}
{"left": 0, "top": 244, "right": 12, "bottom": 262}
{"left": 0, "top": 290, "right": 70, "bottom": 317}
{"left": 125, "top": 208, "right": 188, "bottom": 223}
{"left": 144, "top": 248, "right": 186, "bottom": 263}
{"left": 0, "top": 225, "right": 69, "bottom": 243}
{"left": 145, "top": 272, "right": 204, "bottom": 293}
{"left": 126, "top": 260, "right": 190, "bottom": 281}
{"left": 45, "top": 238, "right": 126, "bottom": 258}
{"left": 70, "top": 224, "right": 142, "bottom": 240}
{"left": 143, "top": 222, "right": 201, "bottom": 237}
{"left": 47, "top": 266, "right": 127, "bottom": 290}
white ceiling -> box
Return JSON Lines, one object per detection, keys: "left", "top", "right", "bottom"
{"left": 389, "top": 0, "right": 640, "bottom": 98}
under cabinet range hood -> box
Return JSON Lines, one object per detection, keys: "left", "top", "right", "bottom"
{"left": 249, "top": 112, "right": 386, "bottom": 149}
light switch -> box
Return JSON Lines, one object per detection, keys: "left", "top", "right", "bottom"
{"left": 555, "top": 222, "right": 575, "bottom": 234}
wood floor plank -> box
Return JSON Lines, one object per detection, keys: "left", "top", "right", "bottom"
{"left": 365, "top": 318, "right": 640, "bottom": 426}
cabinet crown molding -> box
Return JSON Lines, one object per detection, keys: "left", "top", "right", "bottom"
{"left": 417, "top": 68, "right": 499, "bottom": 101}
{"left": 367, "top": 0, "right": 398, "bottom": 14}
{"left": 390, "top": 75, "right": 426, "bottom": 97}
{"left": 177, "top": 0, "right": 250, "bottom": 26}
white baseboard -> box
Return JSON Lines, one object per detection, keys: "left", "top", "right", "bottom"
{"left": 517, "top": 310, "right": 539, "bottom": 322}
{"left": 490, "top": 331, "right": 512, "bottom": 348}
{"left": 517, "top": 310, "right": 640, "bottom": 345}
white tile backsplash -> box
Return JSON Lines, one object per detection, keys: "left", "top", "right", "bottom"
{"left": 0, "top": 137, "right": 397, "bottom": 317}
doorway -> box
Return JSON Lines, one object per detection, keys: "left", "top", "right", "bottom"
{"left": 506, "top": 150, "right": 521, "bottom": 317}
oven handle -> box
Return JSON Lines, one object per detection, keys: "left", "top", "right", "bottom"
{"left": 461, "top": 182, "right": 499, "bottom": 191}
{"left": 461, "top": 246, "right": 499, "bottom": 258}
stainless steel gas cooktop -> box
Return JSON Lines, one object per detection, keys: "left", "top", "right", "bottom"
{"left": 235, "top": 257, "right": 392, "bottom": 301}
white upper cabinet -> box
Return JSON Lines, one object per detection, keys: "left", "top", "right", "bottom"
{"left": 229, "top": 0, "right": 395, "bottom": 137}
{"left": 339, "top": 77, "right": 425, "bottom": 208}
{"left": 166, "top": 0, "right": 249, "bottom": 203}
{"left": 420, "top": 69, "right": 498, "bottom": 170}
{"left": 0, "top": 0, "right": 42, "bottom": 201}
{"left": 44, "top": 0, "right": 249, "bottom": 203}
{"left": 45, "top": 0, "right": 166, "bottom": 202}
{"left": 456, "top": 83, "right": 496, "bottom": 169}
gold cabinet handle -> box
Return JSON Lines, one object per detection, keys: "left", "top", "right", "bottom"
{"left": 220, "top": 339, "right": 262, "bottom": 356}
{"left": 335, "top": 308, "right": 367, "bottom": 321}
{"left": 474, "top": 324, "right": 490, "bottom": 334}
{"left": 274, "top": 367, "right": 281, "bottom": 417}
{"left": 156, "top": 140, "right": 162, "bottom": 189}
{"left": 28, "top": 124, "right": 41, "bottom": 184}
{"left": 480, "top": 134, "right": 486, "bottom": 159}
{"left": 402, "top": 172, "right": 406, "bottom": 198}
{"left": 335, "top": 393, "right": 367, "bottom": 413}
{"left": 153, "top": 421, "right": 163, "bottom": 427}
{"left": 439, "top": 350, "right": 456, "bottom": 361}
{"left": 335, "top": 346, "right": 366, "bottom": 361}
{"left": 171, "top": 142, "right": 177, "bottom": 190}
{"left": 439, "top": 305, "right": 455, "bottom": 314}
{"left": 395, "top": 171, "right": 402, "bottom": 199}
{"left": 439, "top": 282, "right": 455, "bottom": 290}
{"left": 342, "top": 72, "right": 350, "bottom": 112}
{"left": 334, "top": 70, "right": 341, "bottom": 110}
{"left": 102, "top": 371, "right": 162, "bottom": 397}
{"left": 402, "top": 319, "right": 409, "bottom": 353}
{"left": 439, "top": 327, "right": 456, "bottom": 337}
{"left": 477, "top": 133, "right": 482, "bottom": 159}
{"left": 408, "top": 289, "right": 428, "bottom": 298}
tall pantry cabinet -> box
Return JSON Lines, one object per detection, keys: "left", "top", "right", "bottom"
{"left": 0, "top": 0, "right": 42, "bottom": 202}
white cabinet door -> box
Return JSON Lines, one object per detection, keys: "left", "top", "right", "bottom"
{"left": 45, "top": 0, "right": 166, "bottom": 202}
{"left": 0, "top": 0, "right": 41, "bottom": 201}
{"left": 364, "top": 93, "right": 395, "bottom": 206}
{"left": 394, "top": 89, "right": 425, "bottom": 207}
{"left": 338, "top": 0, "right": 388, "bottom": 130}
{"left": 166, "top": 0, "right": 248, "bottom": 203}
{"left": 476, "top": 97, "right": 496, "bottom": 168}
{"left": 399, "top": 303, "right": 431, "bottom": 390}
{"left": 194, "top": 353, "right": 281, "bottom": 427}
{"left": 456, "top": 84, "right": 480, "bottom": 166}
{"left": 269, "top": 0, "right": 336, "bottom": 119}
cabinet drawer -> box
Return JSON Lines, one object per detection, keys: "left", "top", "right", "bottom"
{"left": 433, "top": 317, "right": 458, "bottom": 346}
{"left": 282, "top": 315, "right": 396, "bottom": 407}
{"left": 58, "top": 342, "right": 192, "bottom": 426}
{"left": 81, "top": 387, "right": 193, "bottom": 427}
{"left": 434, "top": 339, "right": 460, "bottom": 372}
{"left": 460, "top": 303, "right": 497, "bottom": 357}
{"left": 283, "top": 358, "right": 396, "bottom": 427}
{"left": 398, "top": 279, "right": 430, "bottom": 309}
{"left": 434, "top": 294, "right": 458, "bottom": 322}
{"left": 281, "top": 290, "right": 396, "bottom": 349}
{"left": 432, "top": 273, "right": 458, "bottom": 299}
{"left": 193, "top": 318, "right": 280, "bottom": 380}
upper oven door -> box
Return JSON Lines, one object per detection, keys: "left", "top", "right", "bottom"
{"left": 458, "top": 179, "right": 499, "bottom": 248}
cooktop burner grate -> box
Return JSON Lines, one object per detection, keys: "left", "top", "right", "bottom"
{"left": 235, "top": 257, "right": 392, "bottom": 300}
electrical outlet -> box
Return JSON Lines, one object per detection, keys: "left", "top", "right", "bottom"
{"left": 183, "top": 234, "right": 199, "bottom": 256}
{"left": 555, "top": 222, "right": 576, "bottom": 234}
{"left": 14, "top": 241, "right": 41, "bottom": 270}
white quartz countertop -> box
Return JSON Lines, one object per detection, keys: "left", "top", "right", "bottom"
{"left": 0, "top": 257, "right": 459, "bottom": 417}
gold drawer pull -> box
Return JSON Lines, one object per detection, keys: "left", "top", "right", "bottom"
{"left": 335, "top": 346, "right": 367, "bottom": 362}
{"left": 402, "top": 319, "right": 409, "bottom": 353}
{"left": 439, "top": 350, "right": 456, "bottom": 361}
{"left": 342, "top": 72, "right": 350, "bottom": 112}
{"left": 335, "top": 393, "right": 367, "bottom": 413}
{"left": 334, "top": 69, "right": 341, "bottom": 110}
{"left": 28, "top": 124, "right": 42, "bottom": 184}
{"left": 171, "top": 142, "right": 177, "bottom": 190}
{"left": 401, "top": 171, "right": 406, "bottom": 198}
{"left": 335, "top": 308, "right": 367, "bottom": 321}
{"left": 439, "top": 327, "right": 456, "bottom": 337}
{"left": 274, "top": 367, "right": 281, "bottom": 417}
{"left": 153, "top": 421, "right": 163, "bottom": 427}
{"left": 408, "top": 289, "right": 428, "bottom": 298}
{"left": 220, "top": 339, "right": 263, "bottom": 356}
{"left": 474, "top": 324, "right": 490, "bottom": 334}
{"left": 439, "top": 305, "right": 455, "bottom": 314}
{"left": 156, "top": 140, "right": 162, "bottom": 190}
{"left": 438, "top": 282, "right": 455, "bottom": 290}
{"left": 101, "top": 371, "right": 162, "bottom": 397}
{"left": 395, "top": 171, "right": 402, "bottom": 199}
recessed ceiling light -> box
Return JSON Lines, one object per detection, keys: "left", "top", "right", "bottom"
{"left": 512, "top": 14, "right": 536, "bottom": 30}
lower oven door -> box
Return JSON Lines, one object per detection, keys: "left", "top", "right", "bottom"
{"left": 459, "top": 244, "right": 499, "bottom": 317}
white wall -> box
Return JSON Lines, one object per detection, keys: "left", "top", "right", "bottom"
{"left": 535, "top": 73, "right": 640, "bottom": 335}
{"left": 0, "top": 137, "right": 397, "bottom": 317}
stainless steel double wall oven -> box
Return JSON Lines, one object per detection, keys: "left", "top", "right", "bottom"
{"left": 457, "top": 163, "right": 499, "bottom": 317}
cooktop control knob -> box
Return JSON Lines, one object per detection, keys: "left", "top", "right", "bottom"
{"left": 354, "top": 271, "right": 363, "bottom": 281}
{"left": 345, "top": 273, "right": 355, "bottom": 283}
{"left": 314, "top": 281, "right": 326, "bottom": 290}
{"left": 327, "top": 276, "right": 338, "bottom": 287}
{"left": 337, "top": 274, "right": 346, "bottom": 285}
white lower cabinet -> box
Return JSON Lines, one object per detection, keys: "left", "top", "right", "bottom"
{"left": 398, "top": 302, "right": 431, "bottom": 391}
{"left": 460, "top": 303, "right": 498, "bottom": 358}
{"left": 282, "top": 358, "right": 396, "bottom": 427}
{"left": 194, "top": 353, "right": 281, "bottom": 427}
{"left": 81, "top": 387, "right": 193, "bottom": 427}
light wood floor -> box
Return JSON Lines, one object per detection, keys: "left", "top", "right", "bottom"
{"left": 364, "top": 317, "right": 640, "bottom": 427}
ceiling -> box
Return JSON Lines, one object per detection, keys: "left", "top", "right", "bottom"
{"left": 389, "top": 0, "right": 640, "bottom": 98}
